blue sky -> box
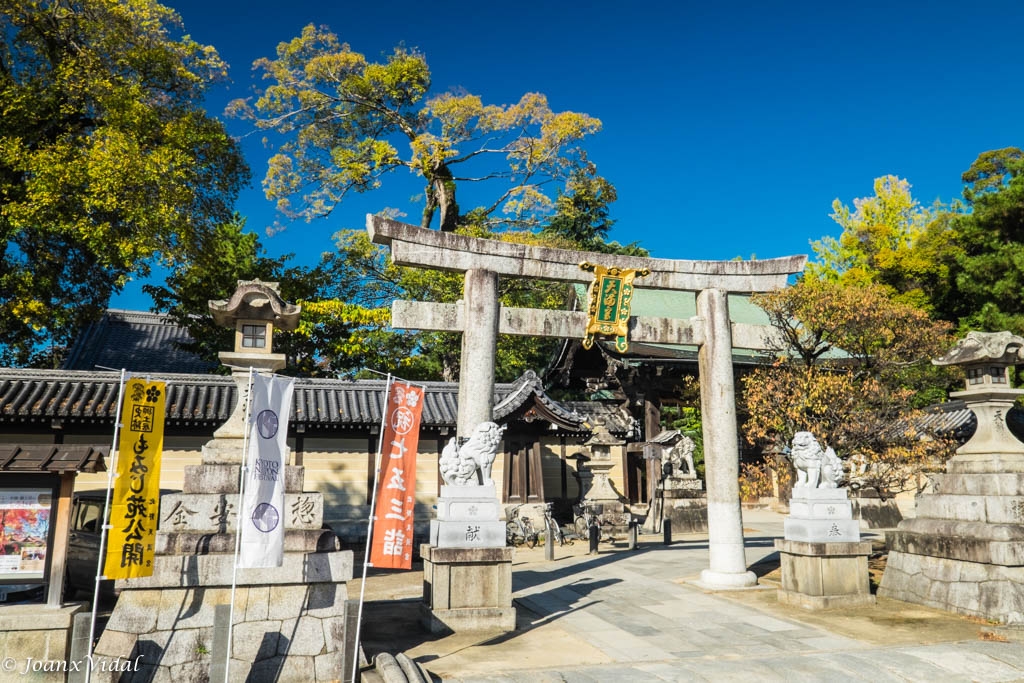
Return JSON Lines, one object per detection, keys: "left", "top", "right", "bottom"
{"left": 114, "top": 0, "right": 1024, "bottom": 308}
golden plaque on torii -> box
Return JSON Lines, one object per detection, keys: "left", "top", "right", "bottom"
{"left": 580, "top": 262, "right": 650, "bottom": 353}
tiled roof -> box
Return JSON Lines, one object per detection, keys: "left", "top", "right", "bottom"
{"left": 0, "top": 444, "right": 107, "bottom": 473}
{"left": 62, "top": 310, "right": 216, "bottom": 374}
{"left": 0, "top": 368, "right": 586, "bottom": 432}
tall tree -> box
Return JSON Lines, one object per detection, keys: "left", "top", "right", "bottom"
{"left": 229, "top": 25, "right": 601, "bottom": 233}
{"left": 808, "top": 175, "right": 957, "bottom": 313}
{"left": 947, "top": 147, "right": 1024, "bottom": 334}
{"left": 742, "top": 280, "right": 957, "bottom": 498}
{"left": 0, "top": 0, "right": 249, "bottom": 366}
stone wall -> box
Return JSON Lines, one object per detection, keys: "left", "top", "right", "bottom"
{"left": 95, "top": 583, "right": 348, "bottom": 682}
{"left": 0, "top": 605, "right": 82, "bottom": 683}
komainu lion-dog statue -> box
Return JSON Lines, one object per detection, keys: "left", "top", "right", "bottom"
{"left": 788, "top": 431, "right": 844, "bottom": 489}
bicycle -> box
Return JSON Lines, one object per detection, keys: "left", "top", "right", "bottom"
{"left": 541, "top": 502, "right": 571, "bottom": 546}
{"left": 505, "top": 505, "right": 539, "bottom": 548}
{"left": 573, "top": 502, "right": 610, "bottom": 542}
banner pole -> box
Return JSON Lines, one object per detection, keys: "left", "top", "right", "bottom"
{"left": 350, "top": 373, "right": 392, "bottom": 683}
{"left": 85, "top": 369, "right": 128, "bottom": 683}
{"left": 224, "top": 367, "right": 256, "bottom": 683}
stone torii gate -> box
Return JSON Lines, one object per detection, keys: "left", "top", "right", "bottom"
{"left": 368, "top": 215, "right": 806, "bottom": 589}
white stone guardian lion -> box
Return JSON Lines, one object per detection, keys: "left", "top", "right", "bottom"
{"left": 788, "top": 431, "right": 844, "bottom": 489}
{"left": 439, "top": 421, "right": 506, "bottom": 486}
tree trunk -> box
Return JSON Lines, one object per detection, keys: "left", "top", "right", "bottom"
{"left": 422, "top": 165, "right": 459, "bottom": 232}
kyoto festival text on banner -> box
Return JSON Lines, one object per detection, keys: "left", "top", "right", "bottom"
{"left": 240, "top": 374, "right": 295, "bottom": 568}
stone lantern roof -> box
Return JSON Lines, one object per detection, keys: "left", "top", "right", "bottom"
{"left": 934, "top": 331, "right": 1024, "bottom": 391}
{"left": 208, "top": 279, "right": 300, "bottom": 331}
{"left": 209, "top": 279, "right": 301, "bottom": 375}
{"left": 584, "top": 421, "right": 623, "bottom": 447}
{"left": 933, "top": 330, "right": 1024, "bottom": 460}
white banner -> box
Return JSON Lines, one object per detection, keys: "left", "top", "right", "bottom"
{"left": 239, "top": 374, "right": 295, "bottom": 568}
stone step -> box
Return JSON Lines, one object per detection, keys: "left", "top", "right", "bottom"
{"left": 914, "top": 493, "right": 1024, "bottom": 525}
{"left": 887, "top": 518, "right": 1024, "bottom": 565}
{"left": 183, "top": 463, "right": 305, "bottom": 493}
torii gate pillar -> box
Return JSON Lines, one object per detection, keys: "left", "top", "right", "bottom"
{"left": 368, "top": 215, "right": 805, "bottom": 590}
{"left": 697, "top": 288, "right": 756, "bottom": 586}
{"left": 457, "top": 269, "right": 500, "bottom": 438}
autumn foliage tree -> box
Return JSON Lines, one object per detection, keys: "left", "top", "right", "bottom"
{"left": 742, "top": 279, "right": 958, "bottom": 498}
{"left": 0, "top": 0, "right": 248, "bottom": 367}
{"left": 221, "top": 27, "right": 636, "bottom": 380}
{"left": 230, "top": 24, "right": 602, "bottom": 233}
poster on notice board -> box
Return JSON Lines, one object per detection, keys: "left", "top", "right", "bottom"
{"left": 0, "top": 489, "right": 53, "bottom": 582}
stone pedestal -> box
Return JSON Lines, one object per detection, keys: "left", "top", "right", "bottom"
{"left": 784, "top": 488, "right": 860, "bottom": 543}
{"left": 420, "top": 545, "right": 515, "bottom": 635}
{"left": 662, "top": 478, "right": 708, "bottom": 534}
{"left": 93, "top": 438, "right": 354, "bottom": 682}
{"left": 430, "top": 484, "right": 505, "bottom": 548}
{"left": 879, "top": 467, "right": 1024, "bottom": 624}
{"left": 423, "top": 484, "right": 515, "bottom": 633}
{"left": 775, "top": 539, "right": 875, "bottom": 609}
{"left": 777, "top": 487, "right": 874, "bottom": 608}
{"left": 580, "top": 458, "right": 631, "bottom": 532}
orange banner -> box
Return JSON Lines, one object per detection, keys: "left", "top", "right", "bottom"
{"left": 368, "top": 381, "right": 423, "bottom": 569}
{"left": 104, "top": 378, "right": 165, "bottom": 579}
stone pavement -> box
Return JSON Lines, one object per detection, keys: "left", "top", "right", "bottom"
{"left": 358, "top": 509, "right": 1024, "bottom": 682}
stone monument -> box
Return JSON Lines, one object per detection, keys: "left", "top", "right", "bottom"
{"left": 880, "top": 331, "right": 1024, "bottom": 624}
{"left": 93, "top": 281, "right": 354, "bottom": 682}
{"left": 422, "top": 421, "right": 515, "bottom": 634}
{"left": 775, "top": 431, "right": 875, "bottom": 609}
{"left": 646, "top": 431, "right": 708, "bottom": 533}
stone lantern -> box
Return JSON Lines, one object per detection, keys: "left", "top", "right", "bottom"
{"left": 933, "top": 330, "right": 1024, "bottom": 463}
{"left": 879, "top": 330, "right": 1024, "bottom": 625}
{"left": 580, "top": 422, "right": 630, "bottom": 531}
{"left": 92, "top": 289, "right": 354, "bottom": 680}
{"left": 208, "top": 280, "right": 300, "bottom": 442}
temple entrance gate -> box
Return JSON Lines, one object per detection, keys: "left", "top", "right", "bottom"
{"left": 367, "top": 215, "right": 805, "bottom": 589}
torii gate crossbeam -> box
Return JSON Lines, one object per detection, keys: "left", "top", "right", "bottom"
{"left": 368, "top": 215, "right": 806, "bottom": 589}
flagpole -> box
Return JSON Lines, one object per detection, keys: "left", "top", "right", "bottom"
{"left": 85, "top": 369, "right": 128, "bottom": 683}
{"left": 225, "top": 367, "right": 256, "bottom": 682}
{"left": 351, "top": 373, "right": 392, "bottom": 683}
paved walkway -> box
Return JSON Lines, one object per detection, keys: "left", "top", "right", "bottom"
{"left": 361, "top": 509, "right": 1024, "bottom": 682}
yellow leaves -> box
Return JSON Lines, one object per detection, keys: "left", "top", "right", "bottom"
{"left": 300, "top": 300, "right": 390, "bottom": 326}
{"left": 501, "top": 185, "right": 553, "bottom": 219}
{"left": 305, "top": 50, "right": 366, "bottom": 81}
{"left": 242, "top": 28, "right": 604, "bottom": 230}
{"left": 427, "top": 93, "right": 484, "bottom": 138}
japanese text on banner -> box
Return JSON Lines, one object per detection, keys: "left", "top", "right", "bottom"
{"left": 369, "top": 381, "right": 423, "bottom": 570}
{"left": 104, "top": 379, "right": 165, "bottom": 579}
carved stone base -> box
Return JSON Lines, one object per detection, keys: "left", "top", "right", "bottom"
{"left": 431, "top": 483, "right": 505, "bottom": 549}
{"left": 420, "top": 545, "right": 515, "bottom": 634}
{"left": 784, "top": 488, "right": 861, "bottom": 543}
{"left": 877, "top": 469, "right": 1024, "bottom": 624}
{"left": 662, "top": 491, "right": 708, "bottom": 533}
{"left": 775, "top": 539, "right": 875, "bottom": 610}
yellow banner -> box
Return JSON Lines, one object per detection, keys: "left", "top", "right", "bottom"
{"left": 104, "top": 378, "right": 165, "bottom": 580}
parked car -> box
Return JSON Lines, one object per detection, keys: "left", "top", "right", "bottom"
{"left": 65, "top": 489, "right": 112, "bottom": 599}
{"left": 65, "top": 489, "right": 178, "bottom": 600}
